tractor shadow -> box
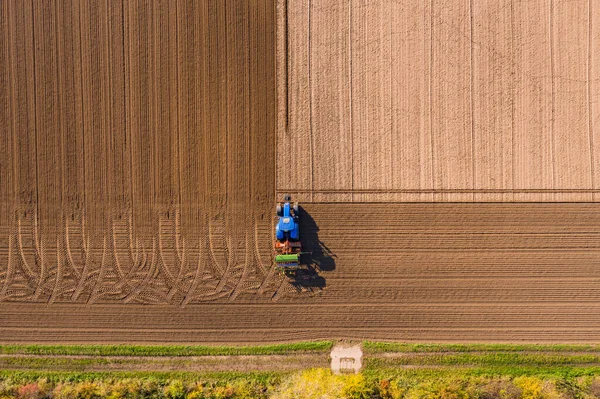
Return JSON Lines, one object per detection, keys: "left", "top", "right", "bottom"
{"left": 288, "top": 205, "right": 336, "bottom": 291}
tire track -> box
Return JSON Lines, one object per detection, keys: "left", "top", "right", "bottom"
{"left": 181, "top": 215, "right": 208, "bottom": 306}
{"left": 123, "top": 238, "right": 157, "bottom": 304}
{"left": 0, "top": 233, "right": 16, "bottom": 301}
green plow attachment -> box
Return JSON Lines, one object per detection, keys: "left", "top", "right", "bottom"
{"left": 274, "top": 253, "right": 300, "bottom": 269}
{"left": 275, "top": 254, "right": 299, "bottom": 263}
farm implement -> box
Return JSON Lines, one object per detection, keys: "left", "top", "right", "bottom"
{"left": 274, "top": 195, "right": 302, "bottom": 273}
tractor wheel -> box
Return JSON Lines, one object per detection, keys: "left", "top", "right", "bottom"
{"left": 293, "top": 202, "right": 299, "bottom": 215}
{"left": 276, "top": 204, "right": 282, "bottom": 216}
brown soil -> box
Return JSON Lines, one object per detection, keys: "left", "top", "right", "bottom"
{"left": 1, "top": 1, "right": 600, "bottom": 345}
{"left": 0, "top": 0, "right": 278, "bottom": 305}
{"left": 277, "top": 0, "right": 600, "bottom": 202}
{"left": 2, "top": 203, "right": 600, "bottom": 343}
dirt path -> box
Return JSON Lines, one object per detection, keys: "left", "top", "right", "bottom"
{"left": 0, "top": 353, "right": 328, "bottom": 373}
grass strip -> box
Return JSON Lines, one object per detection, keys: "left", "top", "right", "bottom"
{"left": 362, "top": 364, "right": 600, "bottom": 380}
{"left": 366, "top": 352, "right": 600, "bottom": 368}
{"left": 363, "top": 341, "right": 600, "bottom": 354}
{"left": 0, "top": 369, "right": 287, "bottom": 384}
{"left": 0, "top": 341, "right": 333, "bottom": 357}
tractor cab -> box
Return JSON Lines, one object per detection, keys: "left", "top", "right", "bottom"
{"left": 276, "top": 202, "right": 299, "bottom": 240}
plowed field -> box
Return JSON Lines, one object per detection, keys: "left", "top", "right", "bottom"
{"left": 277, "top": 0, "right": 600, "bottom": 202}
{"left": 0, "top": 0, "right": 277, "bottom": 305}
{"left": 2, "top": 1, "right": 600, "bottom": 344}
{"left": 2, "top": 203, "right": 600, "bottom": 343}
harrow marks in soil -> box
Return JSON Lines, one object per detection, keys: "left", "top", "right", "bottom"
{"left": 3, "top": 0, "right": 600, "bottom": 344}
{"left": 0, "top": 210, "right": 289, "bottom": 305}
{"left": 4, "top": 203, "right": 600, "bottom": 343}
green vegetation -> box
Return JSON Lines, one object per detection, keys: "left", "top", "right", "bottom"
{"left": 0, "top": 370, "right": 283, "bottom": 385}
{"left": 0, "top": 373, "right": 283, "bottom": 399}
{"left": 363, "top": 363, "right": 600, "bottom": 381}
{"left": 363, "top": 341, "right": 600, "bottom": 354}
{"left": 3, "top": 369, "right": 600, "bottom": 399}
{"left": 362, "top": 342, "right": 600, "bottom": 385}
{"left": 0, "top": 342, "right": 331, "bottom": 375}
{"left": 366, "top": 353, "right": 600, "bottom": 368}
{"left": 3, "top": 341, "right": 600, "bottom": 397}
{"left": 359, "top": 373, "right": 600, "bottom": 399}
{"left": 0, "top": 342, "right": 333, "bottom": 357}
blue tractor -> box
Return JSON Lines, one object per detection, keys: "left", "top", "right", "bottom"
{"left": 274, "top": 195, "right": 301, "bottom": 270}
